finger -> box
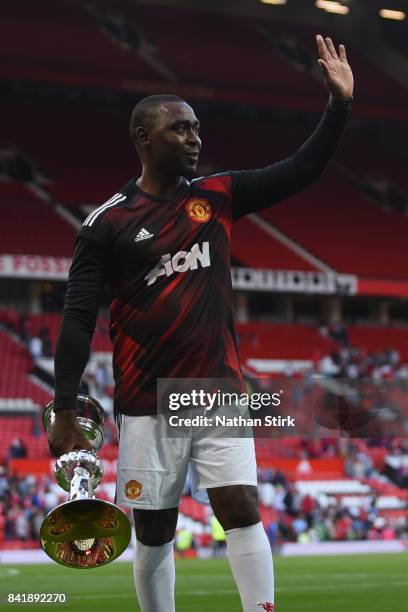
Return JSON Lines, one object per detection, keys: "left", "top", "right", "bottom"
{"left": 76, "top": 436, "right": 93, "bottom": 451}
{"left": 316, "top": 34, "right": 331, "bottom": 61}
{"left": 72, "top": 441, "right": 92, "bottom": 451}
{"left": 325, "top": 37, "right": 338, "bottom": 60}
{"left": 72, "top": 443, "right": 85, "bottom": 451}
{"left": 318, "top": 59, "right": 331, "bottom": 79}
{"left": 339, "top": 44, "right": 348, "bottom": 63}
{"left": 48, "top": 442, "right": 62, "bottom": 457}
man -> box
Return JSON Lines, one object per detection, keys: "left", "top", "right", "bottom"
{"left": 48, "top": 35, "right": 353, "bottom": 611}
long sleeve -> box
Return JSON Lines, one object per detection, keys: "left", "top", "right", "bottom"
{"left": 54, "top": 236, "right": 109, "bottom": 411}
{"left": 231, "top": 97, "right": 351, "bottom": 221}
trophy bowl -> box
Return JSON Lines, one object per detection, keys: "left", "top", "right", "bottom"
{"left": 41, "top": 395, "right": 132, "bottom": 569}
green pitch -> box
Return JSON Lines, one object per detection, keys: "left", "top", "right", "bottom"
{"left": 0, "top": 552, "right": 407, "bottom": 611}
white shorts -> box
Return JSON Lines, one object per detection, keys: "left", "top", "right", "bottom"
{"left": 115, "top": 413, "right": 257, "bottom": 510}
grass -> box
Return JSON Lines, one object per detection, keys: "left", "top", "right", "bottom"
{"left": 0, "top": 552, "right": 407, "bottom": 611}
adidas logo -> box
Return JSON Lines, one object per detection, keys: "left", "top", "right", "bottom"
{"left": 135, "top": 228, "right": 154, "bottom": 242}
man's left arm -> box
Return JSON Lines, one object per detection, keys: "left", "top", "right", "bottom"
{"left": 231, "top": 35, "right": 354, "bottom": 220}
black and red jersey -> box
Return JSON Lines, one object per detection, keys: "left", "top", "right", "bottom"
{"left": 54, "top": 100, "right": 350, "bottom": 416}
{"left": 85, "top": 174, "right": 242, "bottom": 415}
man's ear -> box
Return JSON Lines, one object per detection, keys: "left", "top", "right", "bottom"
{"left": 135, "top": 126, "right": 149, "bottom": 147}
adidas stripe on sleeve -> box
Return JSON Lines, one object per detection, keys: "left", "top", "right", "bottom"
{"left": 83, "top": 193, "right": 126, "bottom": 227}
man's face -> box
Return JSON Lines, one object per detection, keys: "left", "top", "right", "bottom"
{"left": 143, "top": 101, "right": 201, "bottom": 177}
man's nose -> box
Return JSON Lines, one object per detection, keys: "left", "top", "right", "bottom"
{"left": 187, "top": 131, "right": 201, "bottom": 149}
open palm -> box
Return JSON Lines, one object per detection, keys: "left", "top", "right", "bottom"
{"left": 316, "top": 34, "right": 354, "bottom": 101}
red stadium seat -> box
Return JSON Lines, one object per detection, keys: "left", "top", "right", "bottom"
{"left": 0, "top": 196, "right": 75, "bottom": 257}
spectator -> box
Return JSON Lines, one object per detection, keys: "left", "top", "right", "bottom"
{"left": 266, "top": 521, "right": 278, "bottom": 546}
{"left": 319, "top": 353, "right": 340, "bottom": 377}
{"left": 29, "top": 335, "right": 43, "bottom": 360}
{"left": 41, "top": 283, "right": 59, "bottom": 312}
{"left": 7, "top": 438, "right": 27, "bottom": 459}
{"left": 31, "top": 508, "right": 45, "bottom": 539}
{"left": 258, "top": 481, "right": 275, "bottom": 507}
{"left": 211, "top": 515, "right": 226, "bottom": 558}
{"left": 0, "top": 502, "right": 5, "bottom": 543}
{"left": 39, "top": 326, "right": 53, "bottom": 357}
{"left": 292, "top": 514, "right": 308, "bottom": 537}
{"left": 329, "top": 320, "right": 349, "bottom": 346}
{"left": 300, "top": 494, "right": 314, "bottom": 526}
{"left": 43, "top": 484, "right": 59, "bottom": 514}
{"left": 14, "top": 504, "right": 30, "bottom": 540}
{"left": 273, "top": 485, "right": 286, "bottom": 512}
{"left": 283, "top": 484, "right": 300, "bottom": 516}
{"left": 0, "top": 466, "right": 9, "bottom": 497}
{"left": 18, "top": 314, "right": 31, "bottom": 344}
{"left": 95, "top": 361, "right": 109, "bottom": 395}
{"left": 175, "top": 527, "right": 194, "bottom": 557}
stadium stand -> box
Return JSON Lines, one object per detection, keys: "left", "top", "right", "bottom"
{"left": 380, "top": 18, "right": 408, "bottom": 60}
{"left": 8, "top": 315, "right": 408, "bottom": 367}
{"left": 3, "top": 100, "right": 408, "bottom": 281}
{"left": 349, "top": 326, "right": 408, "bottom": 361}
{"left": 0, "top": 195, "right": 75, "bottom": 257}
{"left": 0, "top": 99, "right": 136, "bottom": 208}
{"left": 27, "top": 313, "right": 112, "bottom": 353}
{"left": 0, "top": 0, "right": 163, "bottom": 83}
{"left": 232, "top": 218, "right": 319, "bottom": 271}
{"left": 261, "top": 167, "right": 408, "bottom": 278}
{"left": 339, "top": 128, "right": 408, "bottom": 193}
{"left": 237, "top": 322, "right": 332, "bottom": 361}
{"left": 2, "top": 91, "right": 408, "bottom": 281}
{"left": 0, "top": 331, "right": 52, "bottom": 409}
{"left": 132, "top": 5, "right": 318, "bottom": 95}
{"left": 237, "top": 322, "right": 408, "bottom": 363}
{"left": 0, "top": 417, "right": 49, "bottom": 463}
{"left": 2, "top": 1, "right": 408, "bottom": 119}
{"left": 3, "top": 437, "right": 407, "bottom": 547}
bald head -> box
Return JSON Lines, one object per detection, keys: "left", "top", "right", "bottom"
{"left": 130, "top": 94, "right": 185, "bottom": 147}
{"left": 129, "top": 94, "right": 201, "bottom": 177}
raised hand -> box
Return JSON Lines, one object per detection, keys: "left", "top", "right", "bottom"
{"left": 316, "top": 34, "right": 354, "bottom": 102}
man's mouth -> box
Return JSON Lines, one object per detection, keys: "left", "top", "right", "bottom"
{"left": 185, "top": 152, "right": 199, "bottom": 163}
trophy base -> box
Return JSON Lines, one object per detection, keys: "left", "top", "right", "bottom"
{"left": 40, "top": 498, "right": 132, "bottom": 569}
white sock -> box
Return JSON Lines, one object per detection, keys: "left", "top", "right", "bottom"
{"left": 133, "top": 540, "right": 175, "bottom": 612}
{"left": 226, "top": 522, "right": 275, "bottom": 612}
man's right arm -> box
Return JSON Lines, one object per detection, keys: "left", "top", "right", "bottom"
{"left": 49, "top": 236, "right": 109, "bottom": 457}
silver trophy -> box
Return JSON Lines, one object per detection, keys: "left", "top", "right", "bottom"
{"left": 40, "top": 395, "right": 131, "bottom": 569}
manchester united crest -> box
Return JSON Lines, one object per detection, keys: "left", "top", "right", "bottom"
{"left": 125, "top": 480, "right": 143, "bottom": 500}
{"left": 185, "top": 198, "right": 212, "bottom": 223}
